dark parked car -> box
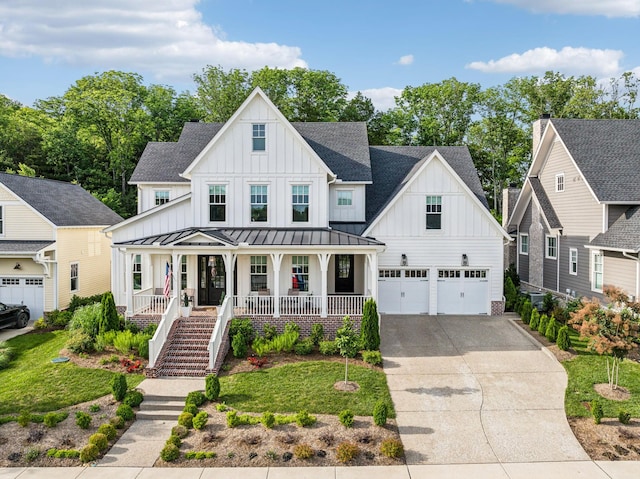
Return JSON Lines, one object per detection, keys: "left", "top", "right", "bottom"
{"left": 0, "top": 302, "right": 30, "bottom": 330}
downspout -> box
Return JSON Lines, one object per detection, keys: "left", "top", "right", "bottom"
{"left": 622, "top": 251, "right": 640, "bottom": 300}
{"left": 556, "top": 233, "right": 560, "bottom": 293}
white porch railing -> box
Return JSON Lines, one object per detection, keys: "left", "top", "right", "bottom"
{"left": 148, "top": 296, "right": 178, "bottom": 368}
{"left": 208, "top": 296, "right": 233, "bottom": 370}
{"left": 232, "top": 294, "right": 369, "bottom": 317}
{"left": 328, "top": 295, "right": 370, "bottom": 316}
{"left": 133, "top": 294, "right": 170, "bottom": 315}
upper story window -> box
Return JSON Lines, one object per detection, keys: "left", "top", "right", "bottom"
{"left": 519, "top": 233, "right": 529, "bottom": 255}
{"left": 0, "top": 205, "right": 4, "bottom": 235}
{"left": 546, "top": 235, "right": 557, "bottom": 259}
{"left": 292, "top": 185, "right": 309, "bottom": 222}
{"left": 209, "top": 185, "right": 226, "bottom": 222}
{"left": 337, "top": 190, "right": 352, "bottom": 206}
{"left": 425, "top": 195, "right": 442, "bottom": 230}
{"left": 70, "top": 262, "right": 79, "bottom": 292}
{"left": 555, "top": 173, "right": 565, "bottom": 192}
{"left": 250, "top": 185, "right": 268, "bottom": 222}
{"left": 155, "top": 190, "right": 170, "bottom": 206}
{"left": 252, "top": 123, "right": 266, "bottom": 151}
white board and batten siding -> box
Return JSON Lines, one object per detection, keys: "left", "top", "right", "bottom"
{"left": 369, "top": 155, "right": 504, "bottom": 315}
{"left": 189, "top": 96, "right": 331, "bottom": 229}
{"left": 137, "top": 184, "right": 191, "bottom": 214}
{"left": 328, "top": 184, "right": 366, "bottom": 222}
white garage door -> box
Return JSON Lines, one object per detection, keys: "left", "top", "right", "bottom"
{"left": 0, "top": 277, "right": 44, "bottom": 320}
{"left": 437, "top": 269, "right": 489, "bottom": 315}
{"left": 378, "top": 269, "right": 429, "bottom": 314}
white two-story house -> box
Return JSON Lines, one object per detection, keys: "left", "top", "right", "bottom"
{"left": 105, "top": 88, "right": 508, "bottom": 372}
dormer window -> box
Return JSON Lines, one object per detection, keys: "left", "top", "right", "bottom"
{"left": 556, "top": 173, "right": 565, "bottom": 192}
{"left": 252, "top": 124, "right": 265, "bottom": 151}
{"left": 337, "top": 190, "right": 352, "bottom": 206}
{"left": 155, "top": 190, "right": 170, "bottom": 206}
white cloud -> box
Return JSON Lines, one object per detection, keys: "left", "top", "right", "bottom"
{"left": 466, "top": 46, "right": 624, "bottom": 77}
{"left": 356, "top": 87, "right": 403, "bottom": 111}
{"left": 489, "top": 0, "right": 640, "bottom": 17}
{"left": 0, "top": 0, "right": 307, "bottom": 82}
{"left": 397, "top": 54, "right": 414, "bottom": 66}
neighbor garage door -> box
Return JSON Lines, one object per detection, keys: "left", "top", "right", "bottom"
{"left": 0, "top": 277, "right": 44, "bottom": 320}
{"left": 437, "top": 269, "right": 489, "bottom": 314}
{"left": 378, "top": 269, "right": 429, "bottom": 314}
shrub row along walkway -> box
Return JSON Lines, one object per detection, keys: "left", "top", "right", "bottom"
{"left": 98, "top": 378, "right": 204, "bottom": 467}
{"left": 380, "top": 313, "right": 588, "bottom": 464}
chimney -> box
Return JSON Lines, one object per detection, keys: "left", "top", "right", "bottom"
{"left": 502, "top": 186, "right": 521, "bottom": 228}
{"left": 532, "top": 113, "right": 550, "bottom": 157}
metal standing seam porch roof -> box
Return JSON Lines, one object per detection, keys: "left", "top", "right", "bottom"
{"left": 114, "top": 227, "right": 385, "bottom": 248}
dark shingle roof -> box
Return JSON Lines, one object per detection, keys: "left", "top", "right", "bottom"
{"left": 291, "top": 122, "right": 372, "bottom": 181}
{"left": 115, "top": 227, "right": 384, "bottom": 247}
{"left": 590, "top": 206, "right": 640, "bottom": 252}
{"left": 0, "top": 173, "right": 123, "bottom": 226}
{"left": 366, "top": 146, "right": 488, "bottom": 225}
{"left": 130, "top": 122, "right": 372, "bottom": 183}
{"left": 0, "top": 240, "right": 55, "bottom": 253}
{"left": 529, "top": 177, "right": 562, "bottom": 229}
{"left": 551, "top": 119, "right": 640, "bottom": 202}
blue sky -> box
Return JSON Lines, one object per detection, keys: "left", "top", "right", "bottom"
{"left": 1, "top": 0, "right": 640, "bottom": 110}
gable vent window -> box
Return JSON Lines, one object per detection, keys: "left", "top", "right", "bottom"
{"left": 252, "top": 124, "right": 266, "bottom": 151}
{"left": 425, "top": 195, "right": 442, "bottom": 230}
{"left": 556, "top": 173, "right": 565, "bottom": 192}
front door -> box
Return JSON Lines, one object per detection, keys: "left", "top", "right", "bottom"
{"left": 198, "top": 255, "right": 226, "bottom": 306}
{"left": 335, "top": 254, "right": 355, "bottom": 293}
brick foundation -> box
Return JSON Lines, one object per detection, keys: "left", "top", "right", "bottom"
{"left": 247, "top": 315, "right": 362, "bottom": 339}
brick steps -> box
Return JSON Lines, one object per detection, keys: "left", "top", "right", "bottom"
{"left": 152, "top": 317, "right": 216, "bottom": 378}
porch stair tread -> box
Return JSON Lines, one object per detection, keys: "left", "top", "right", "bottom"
{"left": 152, "top": 317, "right": 217, "bottom": 378}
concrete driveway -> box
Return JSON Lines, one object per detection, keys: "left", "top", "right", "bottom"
{"left": 381, "top": 314, "right": 589, "bottom": 465}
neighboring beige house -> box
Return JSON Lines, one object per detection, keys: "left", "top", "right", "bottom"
{"left": 506, "top": 118, "right": 640, "bottom": 301}
{"left": 0, "top": 173, "right": 123, "bottom": 319}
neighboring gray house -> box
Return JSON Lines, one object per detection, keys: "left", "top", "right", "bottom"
{"left": 506, "top": 118, "right": 640, "bottom": 301}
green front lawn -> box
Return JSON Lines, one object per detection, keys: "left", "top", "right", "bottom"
{"left": 0, "top": 330, "right": 143, "bottom": 415}
{"left": 562, "top": 326, "right": 640, "bottom": 418}
{"left": 219, "top": 360, "right": 395, "bottom": 417}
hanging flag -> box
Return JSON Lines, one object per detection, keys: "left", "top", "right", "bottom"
{"left": 163, "top": 262, "right": 171, "bottom": 298}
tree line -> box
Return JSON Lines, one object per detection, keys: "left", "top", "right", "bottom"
{"left": 1, "top": 66, "right": 638, "bottom": 218}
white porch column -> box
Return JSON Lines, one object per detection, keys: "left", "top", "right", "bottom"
{"left": 125, "top": 251, "right": 133, "bottom": 316}
{"left": 172, "top": 252, "right": 180, "bottom": 301}
{"left": 317, "top": 253, "right": 330, "bottom": 318}
{"left": 271, "top": 253, "right": 283, "bottom": 318}
{"left": 223, "top": 252, "right": 237, "bottom": 301}
{"left": 367, "top": 252, "right": 378, "bottom": 300}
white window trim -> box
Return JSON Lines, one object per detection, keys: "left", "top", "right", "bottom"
{"left": 70, "top": 262, "right": 79, "bottom": 293}
{"left": 154, "top": 190, "right": 170, "bottom": 206}
{"left": 208, "top": 183, "right": 228, "bottom": 224}
{"left": 336, "top": 189, "right": 354, "bottom": 207}
{"left": 0, "top": 204, "right": 4, "bottom": 236}
{"left": 591, "top": 250, "right": 603, "bottom": 293}
{"left": 249, "top": 184, "right": 269, "bottom": 223}
{"left": 569, "top": 248, "right": 578, "bottom": 276}
{"left": 545, "top": 235, "right": 557, "bottom": 259}
{"left": 291, "top": 184, "right": 310, "bottom": 223}
{"left": 555, "top": 173, "right": 565, "bottom": 192}
{"left": 425, "top": 195, "right": 443, "bottom": 230}
{"left": 519, "top": 233, "right": 529, "bottom": 255}
{"left": 252, "top": 123, "right": 266, "bottom": 152}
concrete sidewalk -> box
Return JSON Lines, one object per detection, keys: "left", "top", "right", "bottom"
{"left": 1, "top": 462, "right": 639, "bottom": 478}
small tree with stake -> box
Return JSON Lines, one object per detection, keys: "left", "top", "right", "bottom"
{"left": 335, "top": 316, "right": 360, "bottom": 385}
{"left": 569, "top": 286, "right": 639, "bottom": 390}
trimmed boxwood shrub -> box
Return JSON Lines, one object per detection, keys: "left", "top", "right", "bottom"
{"left": 116, "top": 404, "right": 135, "bottom": 421}
{"left": 166, "top": 434, "right": 182, "bottom": 447}
{"left": 160, "top": 443, "right": 180, "bottom": 462}
{"left": 192, "top": 411, "right": 209, "bottom": 430}
{"left": 178, "top": 412, "right": 194, "bottom": 429}
{"left": 75, "top": 411, "right": 92, "bottom": 429}
{"left": 261, "top": 411, "right": 275, "bottom": 429}
{"left": 171, "top": 425, "right": 189, "bottom": 438}
{"left": 110, "top": 373, "right": 128, "bottom": 402}
{"left": 80, "top": 444, "right": 100, "bottom": 463}
{"left": 591, "top": 400, "right": 604, "bottom": 424}
{"left": 123, "top": 390, "right": 144, "bottom": 408}
{"left": 186, "top": 391, "right": 206, "bottom": 407}
{"left": 97, "top": 423, "right": 117, "bottom": 441}
{"left": 556, "top": 326, "right": 571, "bottom": 351}
{"left": 339, "top": 409, "right": 354, "bottom": 428}
{"left": 183, "top": 403, "right": 198, "bottom": 415}
{"left": 310, "top": 323, "right": 324, "bottom": 346}
{"left": 294, "top": 338, "right": 314, "bottom": 355}
{"left": 205, "top": 374, "right": 220, "bottom": 401}
{"left": 373, "top": 401, "right": 388, "bottom": 427}
{"left": 89, "top": 433, "right": 109, "bottom": 451}
{"left": 336, "top": 441, "right": 359, "bottom": 463}
{"left": 380, "top": 438, "right": 404, "bottom": 458}
{"left": 110, "top": 416, "right": 125, "bottom": 429}
{"left": 319, "top": 340, "right": 338, "bottom": 355}
{"left": 231, "top": 333, "right": 248, "bottom": 358}
{"left": 362, "top": 350, "right": 382, "bottom": 366}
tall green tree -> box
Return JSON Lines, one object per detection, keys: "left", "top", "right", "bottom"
{"left": 193, "top": 65, "right": 251, "bottom": 122}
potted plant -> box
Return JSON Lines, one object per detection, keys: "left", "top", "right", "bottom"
{"left": 181, "top": 292, "right": 192, "bottom": 317}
